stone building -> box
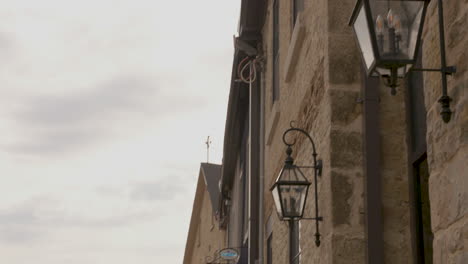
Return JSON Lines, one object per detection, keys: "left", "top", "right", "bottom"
{"left": 184, "top": 0, "right": 467, "bottom": 263}
{"left": 183, "top": 163, "right": 225, "bottom": 264}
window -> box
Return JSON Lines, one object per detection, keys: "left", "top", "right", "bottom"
{"left": 272, "top": 0, "right": 280, "bottom": 102}
{"left": 266, "top": 215, "right": 274, "bottom": 264}
{"left": 292, "top": 0, "right": 304, "bottom": 27}
{"left": 239, "top": 239, "right": 249, "bottom": 264}
{"left": 267, "top": 233, "right": 273, "bottom": 264}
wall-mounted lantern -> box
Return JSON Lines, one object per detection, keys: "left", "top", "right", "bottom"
{"left": 349, "top": 0, "right": 456, "bottom": 123}
{"left": 271, "top": 147, "right": 311, "bottom": 220}
{"left": 270, "top": 122, "right": 323, "bottom": 263}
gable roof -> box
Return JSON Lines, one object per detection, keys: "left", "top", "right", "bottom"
{"left": 200, "top": 163, "right": 222, "bottom": 214}
{"left": 183, "top": 162, "right": 222, "bottom": 264}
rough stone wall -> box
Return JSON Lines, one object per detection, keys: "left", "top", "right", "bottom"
{"left": 422, "top": 1, "right": 468, "bottom": 263}
{"left": 262, "top": 0, "right": 331, "bottom": 261}
{"left": 259, "top": 0, "right": 442, "bottom": 262}
{"left": 187, "top": 186, "right": 226, "bottom": 264}
{"left": 262, "top": 0, "right": 367, "bottom": 263}
{"left": 326, "top": 0, "right": 367, "bottom": 263}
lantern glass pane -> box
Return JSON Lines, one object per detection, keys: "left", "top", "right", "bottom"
{"left": 279, "top": 184, "right": 307, "bottom": 218}
{"left": 272, "top": 164, "right": 311, "bottom": 219}
{"left": 271, "top": 185, "right": 283, "bottom": 216}
{"left": 279, "top": 185, "right": 292, "bottom": 216}
{"left": 369, "top": 0, "right": 425, "bottom": 61}
{"left": 296, "top": 185, "right": 308, "bottom": 216}
{"left": 353, "top": 3, "right": 375, "bottom": 69}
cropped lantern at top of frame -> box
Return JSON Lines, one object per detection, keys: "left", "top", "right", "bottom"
{"left": 349, "top": 0, "right": 456, "bottom": 123}
{"left": 349, "top": 0, "right": 429, "bottom": 93}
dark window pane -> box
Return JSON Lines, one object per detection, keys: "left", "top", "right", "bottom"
{"left": 239, "top": 240, "right": 249, "bottom": 264}
{"left": 293, "top": 0, "right": 304, "bottom": 26}
{"left": 267, "top": 234, "right": 273, "bottom": 264}
{"left": 273, "top": 0, "right": 280, "bottom": 101}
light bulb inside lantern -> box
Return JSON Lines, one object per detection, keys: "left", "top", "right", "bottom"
{"left": 394, "top": 15, "right": 401, "bottom": 34}
{"left": 387, "top": 9, "right": 394, "bottom": 28}
{"left": 376, "top": 15, "right": 384, "bottom": 35}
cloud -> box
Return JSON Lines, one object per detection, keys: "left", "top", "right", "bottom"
{"left": 0, "top": 197, "right": 55, "bottom": 244}
{"left": 0, "top": 31, "right": 16, "bottom": 59}
{"left": 130, "top": 175, "right": 188, "bottom": 202}
{"left": 15, "top": 75, "right": 158, "bottom": 126}
{"left": 0, "top": 226, "right": 42, "bottom": 244}
{"left": 2, "top": 75, "right": 157, "bottom": 155}
{"left": 95, "top": 185, "right": 126, "bottom": 198}
{"left": 2, "top": 74, "right": 206, "bottom": 156}
{"left": 0, "top": 196, "right": 158, "bottom": 244}
{"left": 2, "top": 129, "right": 103, "bottom": 155}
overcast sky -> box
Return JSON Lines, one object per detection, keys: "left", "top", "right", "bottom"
{"left": 0, "top": 1, "right": 239, "bottom": 263}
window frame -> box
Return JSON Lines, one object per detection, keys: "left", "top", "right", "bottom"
{"left": 267, "top": 233, "right": 273, "bottom": 264}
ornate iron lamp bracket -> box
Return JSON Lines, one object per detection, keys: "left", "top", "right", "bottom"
{"left": 282, "top": 121, "right": 323, "bottom": 247}
{"left": 382, "top": 0, "right": 455, "bottom": 123}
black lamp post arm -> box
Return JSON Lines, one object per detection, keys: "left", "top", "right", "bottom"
{"left": 282, "top": 122, "right": 322, "bottom": 247}
{"left": 436, "top": 0, "right": 452, "bottom": 123}
{"left": 282, "top": 123, "right": 318, "bottom": 158}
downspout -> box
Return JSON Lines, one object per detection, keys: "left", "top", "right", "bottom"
{"left": 258, "top": 58, "right": 265, "bottom": 264}
{"left": 249, "top": 60, "right": 261, "bottom": 264}
{"left": 362, "top": 65, "right": 384, "bottom": 264}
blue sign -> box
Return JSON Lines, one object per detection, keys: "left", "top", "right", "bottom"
{"left": 219, "top": 248, "right": 239, "bottom": 260}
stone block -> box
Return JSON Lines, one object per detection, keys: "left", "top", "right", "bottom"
{"left": 454, "top": 82, "right": 468, "bottom": 146}
{"left": 330, "top": 89, "right": 362, "bottom": 126}
{"left": 327, "top": 0, "right": 357, "bottom": 34}
{"left": 331, "top": 171, "right": 353, "bottom": 226}
{"left": 330, "top": 130, "right": 363, "bottom": 169}
{"left": 454, "top": 252, "right": 468, "bottom": 264}
{"left": 328, "top": 33, "right": 361, "bottom": 84}
{"left": 429, "top": 153, "right": 468, "bottom": 231}
{"left": 433, "top": 217, "right": 468, "bottom": 264}
{"left": 447, "top": 3, "right": 468, "bottom": 49}
{"left": 331, "top": 235, "right": 365, "bottom": 264}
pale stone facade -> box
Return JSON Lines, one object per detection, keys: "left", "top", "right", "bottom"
{"left": 260, "top": 0, "right": 467, "bottom": 263}
{"left": 422, "top": 1, "right": 468, "bottom": 264}
{"left": 185, "top": 0, "right": 467, "bottom": 263}
{"left": 263, "top": 0, "right": 367, "bottom": 262}
{"left": 183, "top": 164, "right": 226, "bottom": 264}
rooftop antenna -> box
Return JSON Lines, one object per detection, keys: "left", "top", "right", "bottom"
{"left": 205, "top": 136, "right": 212, "bottom": 163}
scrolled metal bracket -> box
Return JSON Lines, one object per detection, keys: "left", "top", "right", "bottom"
{"left": 410, "top": 65, "right": 456, "bottom": 123}
{"left": 411, "top": 66, "right": 457, "bottom": 75}
{"left": 298, "top": 159, "right": 322, "bottom": 177}
{"left": 282, "top": 121, "right": 322, "bottom": 247}
{"left": 412, "top": 0, "right": 455, "bottom": 123}
{"left": 373, "top": 0, "right": 455, "bottom": 123}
